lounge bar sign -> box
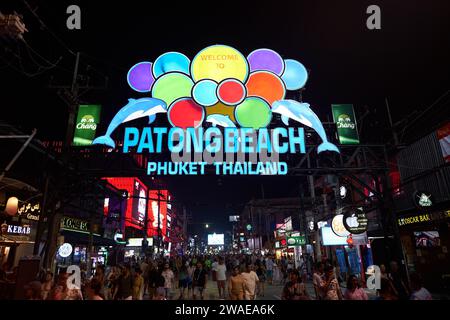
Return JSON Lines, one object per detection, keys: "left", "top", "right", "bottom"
{"left": 398, "top": 210, "right": 450, "bottom": 227}
{"left": 61, "top": 216, "right": 99, "bottom": 233}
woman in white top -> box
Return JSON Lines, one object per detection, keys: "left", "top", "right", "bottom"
{"left": 321, "top": 265, "right": 343, "bottom": 300}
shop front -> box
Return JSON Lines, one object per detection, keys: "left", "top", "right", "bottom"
{"left": 0, "top": 218, "right": 38, "bottom": 268}
{"left": 397, "top": 209, "right": 450, "bottom": 292}
{"left": 55, "top": 215, "right": 115, "bottom": 275}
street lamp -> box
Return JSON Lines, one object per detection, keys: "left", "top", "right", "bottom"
{"left": 205, "top": 224, "right": 209, "bottom": 229}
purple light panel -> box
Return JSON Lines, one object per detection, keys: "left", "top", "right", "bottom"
{"left": 127, "top": 62, "right": 155, "bottom": 92}
{"left": 247, "top": 49, "right": 285, "bottom": 76}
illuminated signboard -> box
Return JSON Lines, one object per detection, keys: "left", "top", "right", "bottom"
{"left": 73, "top": 104, "right": 101, "bottom": 146}
{"left": 398, "top": 211, "right": 450, "bottom": 227}
{"left": 60, "top": 216, "right": 101, "bottom": 236}
{"left": 413, "top": 190, "right": 433, "bottom": 209}
{"left": 287, "top": 236, "right": 306, "bottom": 246}
{"left": 331, "top": 214, "right": 351, "bottom": 237}
{"left": 343, "top": 208, "right": 368, "bottom": 234}
{"left": 92, "top": 45, "right": 340, "bottom": 177}
{"left": 147, "top": 190, "right": 168, "bottom": 238}
{"left": 18, "top": 202, "right": 40, "bottom": 221}
{"left": 208, "top": 233, "right": 224, "bottom": 246}
{"left": 127, "top": 237, "right": 153, "bottom": 247}
{"left": 332, "top": 104, "right": 359, "bottom": 145}
{"left": 132, "top": 180, "right": 147, "bottom": 226}
{"left": 104, "top": 177, "right": 147, "bottom": 230}
{"left": 58, "top": 243, "right": 73, "bottom": 258}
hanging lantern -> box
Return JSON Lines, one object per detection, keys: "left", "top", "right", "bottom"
{"left": 346, "top": 234, "right": 354, "bottom": 248}
{"left": 5, "top": 197, "right": 19, "bottom": 216}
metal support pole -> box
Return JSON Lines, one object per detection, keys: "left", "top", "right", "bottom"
{"left": 0, "top": 129, "right": 37, "bottom": 183}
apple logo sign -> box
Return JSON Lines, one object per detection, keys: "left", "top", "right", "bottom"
{"left": 343, "top": 209, "right": 368, "bottom": 234}
{"left": 346, "top": 214, "right": 359, "bottom": 228}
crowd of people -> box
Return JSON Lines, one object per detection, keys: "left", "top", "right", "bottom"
{"left": 5, "top": 254, "right": 434, "bottom": 300}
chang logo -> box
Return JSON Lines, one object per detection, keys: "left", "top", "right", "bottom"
{"left": 76, "top": 115, "right": 97, "bottom": 130}
{"left": 337, "top": 114, "right": 355, "bottom": 129}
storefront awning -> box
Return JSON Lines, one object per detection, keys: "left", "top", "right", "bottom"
{"left": 60, "top": 230, "right": 116, "bottom": 247}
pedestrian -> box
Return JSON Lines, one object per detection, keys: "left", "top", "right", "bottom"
{"left": 49, "top": 272, "right": 83, "bottom": 300}
{"left": 85, "top": 278, "right": 104, "bottom": 300}
{"left": 186, "top": 262, "right": 195, "bottom": 298}
{"left": 281, "top": 269, "right": 310, "bottom": 300}
{"left": 161, "top": 263, "right": 175, "bottom": 299}
{"left": 241, "top": 264, "right": 259, "bottom": 300}
{"left": 388, "top": 261, "right": 410, "bottom": 300}
{"left": 116, "top": 265, "right": 133, "bottom": 300}
{"left": 265, "top": 255, "right": 274, "bottom": 285}
{"left": 41, "top": 271, "right": 53, "bottom": 300}
{"left": 211, "top": 257, "right": 218, "bottom": 283}
{"left": 376, "top": 278, "right": 398, "bottom": 300}
{"left": 321, "top": 265, "right": 343, "bottom": 300}
{"left": 312, "top": 262, "right": 325, "bottom": 300}
{"left": 177, "top": 264, "right": 189, "bottom": 299}
{"left": 344, "top": 275, "right": 368, "bottom": 300}
{"left": 106, "top": 266, "right": 120, "bottom": 300}
{"left": 228, "top": 266, "right": 245, "bottom": 300}
{"left": 192, "top": 262, "right": 208, "bottom": 300}
{"left": 255, "top": 263, "right": 266, "bottom": 297}
{"left": 133, "top": 268, "right": 144, "bottom": 300}
{"left": 147, "top": 263, "right": 159, "bottom": 299}
{"left": 409, "top": 273, "right": 432, "bottom": 300}
{"left": 93, "top": 264, "right": 106, "bottom": 298}
{"left": 273, "top": 261, "right": 282, "bottom": 285}
{"left": 24, "top": 281, "right": 43, "bottom": 300}
{"left": 215, "top": 257, "right": 227, "bottom": 299}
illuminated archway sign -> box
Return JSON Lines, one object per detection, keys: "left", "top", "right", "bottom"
{"left": 92, "top": 45, "right": 341, "bottom": 176}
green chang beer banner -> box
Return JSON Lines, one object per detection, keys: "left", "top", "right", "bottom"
{"left": 332, "top": 104, "right": 359, "bottom": 144}
{"left": 73, "top": 104, "right": 101, "bottom": 146}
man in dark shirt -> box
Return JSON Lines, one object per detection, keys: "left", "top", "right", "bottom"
{"left": 116, "top": 265, "right": 133, "bottom": 300}
{"left": 388, "top": 261, "right": 410, "bottom": 300}
{"left": 193, "top": 262, "right": 208, "bottom": 300}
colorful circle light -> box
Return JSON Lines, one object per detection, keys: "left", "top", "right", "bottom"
{"left": 151, "top": 72, "right": 194, "bottom": 106}
{"left": 235, "top": 97, "right": 272, "bottom": 129}
{"left": 152, "top": 52, "right": 191, "bottom": 79}
{"left": 245, "top": 71, "right": 286, "bottom": 105}
{"left": 281, "top": 59, "right": 308, "bottom": 90}
{"left": 127, "top": 61, "right": 154, "bottom": 92}
{"left": 168, "top": 98, "right": 205, "bottom": 129}
{"left": 190, "top": 45, "right": 249, "bottom": 83}
{"left": 247, "top": 48, "right": 285, "bottom": 76}
{"left": 192, "top": 79, "right": 218, "bottom": 107}
{"left": 217, "top": 79, "right": 246, "bottom": 105}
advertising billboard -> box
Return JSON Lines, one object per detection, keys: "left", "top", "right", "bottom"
{"left": 147, "top": 190, "right": 168, "bottom": 239}
{"left": 208, "top": 233, "right": 224, "bottom": 246}
{"left": 321, "top": 227, "right": 348, "bottom": 246}
{"left": 104, "top": 177, "right": 147, "bottom": 229}
{"left": 73, "top": 104, "right": 101, "bottom": 146}
{"left": 332, "top": 104, "right": 359, "bottom": 144}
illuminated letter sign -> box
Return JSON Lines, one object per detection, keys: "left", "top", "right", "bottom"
{"left": 93, "top": 46, "right": 341, "bottom": 176}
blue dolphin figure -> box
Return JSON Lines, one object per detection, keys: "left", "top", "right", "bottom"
{"left": 92, "top": 97, "right": 167, "bottom": 148}
{"left": 206, "top": 114, "right": 237, "bottom": 128}
{"left": 272, "top": 99, "right": 340, "bottom": 153}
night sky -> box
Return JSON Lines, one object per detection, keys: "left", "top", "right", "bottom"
{"left": 2, "top": 0, "right": 450, "bottom": 235}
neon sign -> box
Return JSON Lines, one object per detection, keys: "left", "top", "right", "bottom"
{"left": 93, "top": 45, "right": 340, "bottom": 175}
